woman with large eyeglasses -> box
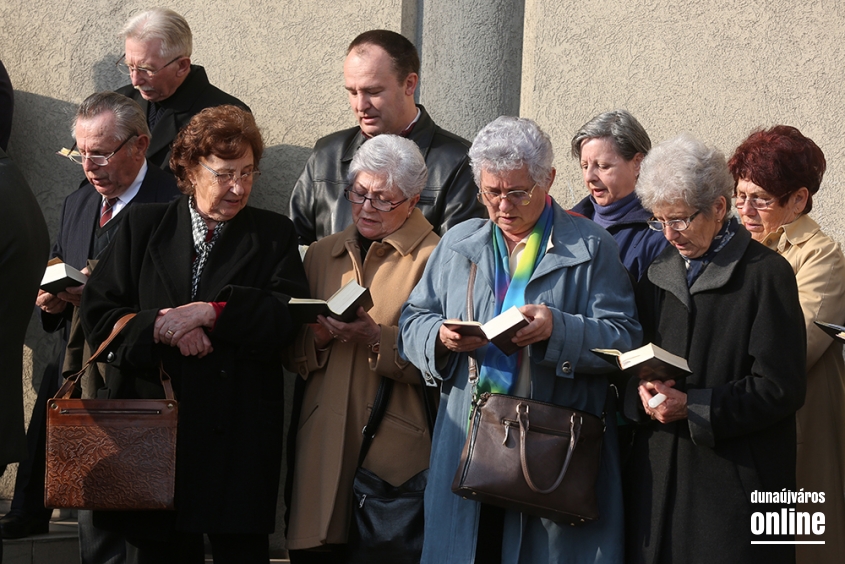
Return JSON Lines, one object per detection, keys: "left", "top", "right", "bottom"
{"left": 625, "top": 132, "right": 806, "bottom": 564}
{"left": 399, "top": 116, "right": 641, "bottom": 563}
{"left": 729, "top": 125, "right": 845, "bottom": 563}
{"left": 284, "top": 134, "right": 440, "bottom": 562}
{"left": 80, "top": 105, "right": 309, "bottom": 564}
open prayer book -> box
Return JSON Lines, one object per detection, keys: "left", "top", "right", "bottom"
{"left": 591, "top": 343, "right": 691, "bottom": 381}
{"left": 288, "top": 279, "right": 373, "bottom": 324}
{"left": 40, "top": 258, "right": 87, "bottom": 295}
{"left": 443, "top": 306, "right": 530, "bottom": 356}
{"left": 814, "top": 320, "right": 845, "bottom": 343}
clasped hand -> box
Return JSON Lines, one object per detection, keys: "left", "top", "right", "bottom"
{"left": 154, "top": 302, "right": 216, "bottom": 358}
{"left": 36, "top": 266, "right": 90, "bottom": 313}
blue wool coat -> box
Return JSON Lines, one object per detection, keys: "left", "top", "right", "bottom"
{"left": 398, "top": 202, "right": 642, "bottom": 563}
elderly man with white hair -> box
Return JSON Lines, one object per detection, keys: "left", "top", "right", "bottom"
{"left": 399, "top": 116, "right": 641, "bottom": 563}
{"left": 116, "top": 7, "right": 249, "bottom": 173}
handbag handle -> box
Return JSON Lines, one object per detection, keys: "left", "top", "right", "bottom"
{"left": 54, "top": 313, "right": 175, "bottom": 401}
{"left": 517, "top": 403, "right": 582, "bottom": 494}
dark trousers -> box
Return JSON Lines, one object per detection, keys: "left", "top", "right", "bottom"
{"left": 7, "top": 362, "right": 59, "bottom": 524}
{"left": 475, "top": 503, "right": 505, "bottom": 563}
{"left": 125, "top": 532, "right": 268, "bottom": 564}
{"left": 78, "top": 510, "right": 126, "bottom": 564}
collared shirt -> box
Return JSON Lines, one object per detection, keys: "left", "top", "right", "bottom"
{"left": 102, "top": 160, "right": 147, "bottom": 219}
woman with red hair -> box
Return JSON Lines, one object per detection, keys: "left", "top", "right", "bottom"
{"left": 730, "top": 125, "right": 845, "bottom": 564}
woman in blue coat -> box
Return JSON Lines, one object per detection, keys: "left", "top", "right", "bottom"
{"left": 398, "top": 116, "right": 641, "bottom": 563}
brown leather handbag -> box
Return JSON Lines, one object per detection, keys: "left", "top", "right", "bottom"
{"left": 450, "top": 263, "right": 605, "bottom": 526}
{"left": 45, "top": 313, "right": 178, "bottom": 510}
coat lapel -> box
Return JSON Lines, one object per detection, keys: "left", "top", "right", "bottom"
{"left": 198, "top": 207, "right": 260, "bottom": 300}
{"left": 689, "top": 228, "right": 751, "bottom": 295}
{"left": 148, "top": 198, "right": 194, "bottom": 306}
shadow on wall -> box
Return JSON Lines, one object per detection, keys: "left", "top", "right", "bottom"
{"left": 246, "top": 143, "right": 312, "bottom": 217}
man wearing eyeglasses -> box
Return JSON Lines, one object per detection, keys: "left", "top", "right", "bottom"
{"left": 0, "top": 92, "right": 178, "bottom": 563}
{"left": 115, "top": 8, "right": 248, "bottom": 173}
{"left": 289, "top": 29, "right": 486, "bottom": 246}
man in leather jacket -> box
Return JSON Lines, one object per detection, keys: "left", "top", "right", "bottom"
{"left": 289, "top": 29, "right": 486, "bottom": 245}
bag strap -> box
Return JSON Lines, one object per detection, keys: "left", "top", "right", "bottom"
{"left": 357, "top": 376, "right": 394, "bottom": 467}
{"left": 54, "top": 313, "right": 175, "bottom": 401}
{"left": 518, "top": 404, "right": 582, "bottom": 494}
{"left": 466, "top": 262, "right": 478, "bottom": 385}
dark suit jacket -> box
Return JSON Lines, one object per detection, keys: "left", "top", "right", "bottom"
{"left": 42, "top": 162, "right": 179, "bottom": 334}
{"left": 117, "top": 65, "right": 249, "bottom": 172}
{"left": 80, "top": 197, "right": 309, "bottom": 535}
{"left": 0, "top": 149, "right": 50, "bottom": 467}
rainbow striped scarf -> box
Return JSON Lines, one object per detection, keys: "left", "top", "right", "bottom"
{"left": 477, "top": 195, "right": 554, "bottom": 396}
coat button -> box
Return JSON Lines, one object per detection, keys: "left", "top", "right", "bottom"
{"left": 106, "top": 352, "right": 115, "bottom": 363}
{"left": 219, "top": 369, "right": 227, "bottom": 378}
{"left": 561, "top": 361, "right": 572, "bottom": 374}
{"left": 299, "top": 367, "right": 308, "bottom": 377}
{"left": 376, "top": 248, "right": 385, "bottom": 257}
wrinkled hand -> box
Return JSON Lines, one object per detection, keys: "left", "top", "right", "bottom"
{"left": 638, "top": 379, "right": 688, "bottom": 424}
{"left": 311, "top": 322, "right": 335, "bottom": 350}
{"left": 437, "top": 324, "right": 488, "bottom": 356}
{"left": 513, "top": 304, "right": 553, "bottom": 348}
{"left": 175, "top": 327, "right": 214, "bottom": 358}
{"left": 154, "top": 302, "right": 216, "bottom": 346}
{"left": 57, "top": 266, "right": 90, "bottom": 308}
{"left": 36, "top": 289, "right": 67, "bottom": 314}
{"left": 317, "top": 307, "right": 380, "bottom": 347}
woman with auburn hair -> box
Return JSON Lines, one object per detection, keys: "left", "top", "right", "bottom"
{"left": 730, "top": 125, "right": 845, "bottom": 563}
{"left": 82, "top": 105, "right": 309, "bottom": 563}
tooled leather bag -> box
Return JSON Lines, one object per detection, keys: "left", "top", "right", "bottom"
{"left": 450, "top": 263, "right": 605, "bottom": 526}
{"left": 45, "top": 313, "right": 178, "bottom": 510}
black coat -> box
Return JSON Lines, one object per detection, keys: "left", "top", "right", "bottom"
{"left": 41, "top": 162, "right": 179, "bottom": 334}
{"left": 624, "top": 227, "right": 806, "bottom": 564}
{"left": 0, "top": 149, "right": 50, "bottom": 467}
{"left": 117, "top": 65, "right": 249, "bottom": 172}
{"left": 80, "top": 197, "right": 309, "bottom": 536}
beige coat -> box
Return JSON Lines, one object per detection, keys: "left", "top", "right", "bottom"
{"left": 762, "top": 214, "right": 845, "bottom": 562}
{"left": 286, "top": 209, "right": 439, "bottom": 550}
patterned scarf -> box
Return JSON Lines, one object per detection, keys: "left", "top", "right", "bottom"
{"left": 477, "top": 195, "right": 554, "bottom": 396}
{"left": 683, "top": 216, "right": 738, "bottom": 287}
{"left": 189, "top": 196, "right": 225, "bottom": 299}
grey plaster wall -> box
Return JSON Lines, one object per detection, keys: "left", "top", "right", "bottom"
{"left": 523, "top": 0, "right": 845, "bottom": 248}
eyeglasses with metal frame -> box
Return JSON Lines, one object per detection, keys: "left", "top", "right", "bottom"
{"left": 59, "top": 135, "right": 137, "bottom": 166}
{"left": 734, "top": 195, "right": 776, "bottom": 210}
{"left": 199, "top": 161, "right": 261, "bottom": 188}
{"left": 344, "top": 187, "right": 408, "bottom": 212}
{"left": 115, "top": 55, "right": 183, "bottom": 78}
{"left": 476, "top": 184, "right": 538, "bottom": 207}
{"left": 647, "top": 210, "right": 701, "bottom": 232}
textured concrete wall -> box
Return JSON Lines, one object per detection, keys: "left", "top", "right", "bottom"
{"left": 420, "top": 0, "right": 524, "bottom": 142}
{"left": 523, "top": 0, "right": 845, "bottom": 248}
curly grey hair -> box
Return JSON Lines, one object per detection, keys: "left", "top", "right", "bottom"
{"left": 122, "top": 8, "right": 193, "bottom": 60}
{"left": 73, "top": 91, "right": 150, "bottom": 144}
{"left": 570, "top": 109, "right": 651, "bottom": 161}
{"left": 468, "top": 116, "right": 554, "bottom": 188}
{"left": 636, "top": 132, "right": 734, "bottom": 216}
{"left": 347, "top": 134, "right": 428, "bottom": 199}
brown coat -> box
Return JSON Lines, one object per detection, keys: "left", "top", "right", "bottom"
{"left": 762, "top": 214, "right": 845, "bottom": 563}
{"left": 286, "top": 209, "right": 439, "bottom": 549}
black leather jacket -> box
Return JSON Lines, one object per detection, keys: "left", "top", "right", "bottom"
{"left": 289, "top": 105, "right": 487, "bottom": 245}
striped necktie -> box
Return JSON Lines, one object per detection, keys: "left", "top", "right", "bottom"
{"left": 100, "top": 197, "right": 118, "bottom": 227}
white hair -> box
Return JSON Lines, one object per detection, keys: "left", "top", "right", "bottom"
{"left": 469, "top": 116, "right": 554, "bottom": 187}
{"left": 122, "top": 8, "right": 192, "bottom": 59}
{"left": 348, "top": 135, "right": 428, "bottom": 199}
{"left": 637, "top": 132, "right": 734, "bottom": 215}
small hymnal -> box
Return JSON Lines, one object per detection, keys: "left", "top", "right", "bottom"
{"left": 591, "top": 343, "right": 691, "bottom": 381}
{"left": 40, "top": 258, "right": 87, "bottom": 295}
{"left": 288, "top": 279, "right": 373, "bottom": 324}
{"left": 444, "top": 306, "right": 530, "bottom": 356}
